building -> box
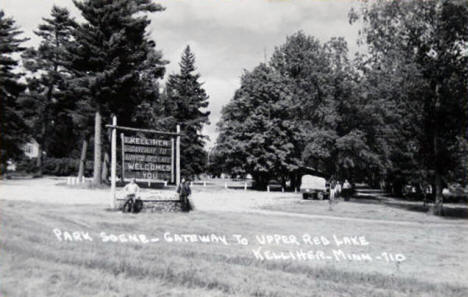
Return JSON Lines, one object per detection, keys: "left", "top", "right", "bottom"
{"left": 23, "top": 139, "right": 40, "bottom": 159}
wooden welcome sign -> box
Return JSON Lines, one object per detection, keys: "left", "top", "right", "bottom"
{"left": 106, "top": 116, "right": 181, "bottom": 208}
{"left": 121, "top": 135, "right": 173, "bottom": 182}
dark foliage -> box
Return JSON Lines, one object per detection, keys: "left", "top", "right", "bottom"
{"left": 0, "top": 11, "right": 29, "bottom": 169}
{"left": 165, "top": 46, "right": 210, "bottom": 178}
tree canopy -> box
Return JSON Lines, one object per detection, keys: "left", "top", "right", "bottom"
{"left": 215, "top": 32, "right": 386, "bottom": 188}
{"left": 0, "top": 10, "right": 29, "bottom": 169}
{"left": 69, "top": 0, "right": 167, "bottom": 184}
{"left": 214, "top": 0, "right": 467, "bottom": 205}
{"left": 350, "top": 0, "right": 468, "bottom": 213}
{"left": 21, "top": 6, "right": 79, "bottom": 173}
{"left": 165, "top": 46, "right": 210, "bottom": 178}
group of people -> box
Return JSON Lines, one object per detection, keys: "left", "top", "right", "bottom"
{"left": 328, "top": 179, "right": 352, "bottom": 210}
{"left": 122, "top": 176, "right": 352, "bottom": 213}
{"left": 122, "top": 177, "right": 192, "bottom": 213}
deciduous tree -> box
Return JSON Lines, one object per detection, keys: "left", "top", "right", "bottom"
{"left": 350, "top": 0, "right": 468, "bottom": 214}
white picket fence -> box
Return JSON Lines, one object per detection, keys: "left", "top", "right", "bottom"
{"left": 66, "top": 176, "right": 92, "bottom": 185}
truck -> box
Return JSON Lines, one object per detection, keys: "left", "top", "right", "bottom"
{"left": 300, "top": 175, "right": 329, "bottom": 200}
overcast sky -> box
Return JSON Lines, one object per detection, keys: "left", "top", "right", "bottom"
{"left": 2, "top": 0, "right": 361, "bottom": 148}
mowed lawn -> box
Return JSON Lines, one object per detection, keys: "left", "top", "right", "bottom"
{"left": 263, "top": 197, "right": 468, "bottom": 224}
{"left": 1, "top": 200, "right": 468, "bottom": 297}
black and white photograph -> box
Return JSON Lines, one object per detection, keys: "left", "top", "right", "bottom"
{"left": 0, "top": 0, "right": 467, "bottom": 296}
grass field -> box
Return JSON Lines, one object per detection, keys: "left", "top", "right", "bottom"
{"left": 1, "top": 195, "right": 468, "bottom": 296}
{"left": 263, "top": 196, "right": 468, "bottom": 224}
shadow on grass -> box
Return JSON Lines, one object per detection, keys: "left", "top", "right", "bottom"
{"left": 351, "top": 194, "right": 468, "bottom": 220}
{"left": 386, "top": 202, "right": 468, "bottom": 220}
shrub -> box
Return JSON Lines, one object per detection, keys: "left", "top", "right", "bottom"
{"left": 43, "top": 157, "right": 80, "bottom": 176}
{"left": 16, "top": 158, "right": 39, "bottom": 173}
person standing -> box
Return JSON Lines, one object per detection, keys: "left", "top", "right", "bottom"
{"left": 336, "top": 181, "right": 342, "bottom": 198}
{"left": 329, "top": 179, "right": 337, "bottom": 211}
{"left": 343, "top": 179, "right": 352, "bottom": 201}
{"left": 177, "top": 178, "right": 192, "bottom": 212}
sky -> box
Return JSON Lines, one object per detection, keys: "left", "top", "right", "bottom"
{"left": 2, "top": 0, "right": 362, "bottom": 149}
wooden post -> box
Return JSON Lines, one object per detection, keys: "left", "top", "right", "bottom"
{"left": 110, "top": 116, "right": 117, "bottom": 209}
{"left": 176, "top": 125, "right": 181, "bottom": 185}
{"left": 171, "top": 138, "right": 175, "bottom": 184}
{"left": 92, "top": 111, "right": 103, "bottom": 185}
{"left": 120, "top": 133, "right": 125, "bottom": 182}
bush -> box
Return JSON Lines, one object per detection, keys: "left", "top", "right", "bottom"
{"left": 16, "top": 158, "right": 39, "bottom": 173}
{"left": 43, "top": 158, "right": 80, "bottom": 176}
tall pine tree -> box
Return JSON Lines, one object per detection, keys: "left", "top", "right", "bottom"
{"left": 21, "top": 6, "right": 78, "bottom": 174}
{"left": 165, "top": 46, "right": 210, "bottom": 178}
{"left": 0, "top": 11, "right": 29, "bottom": 171}
{"left": 69, "top": 0, "right": 166, "bottom": 184}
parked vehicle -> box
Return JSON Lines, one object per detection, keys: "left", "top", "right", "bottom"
{"left": 402, "top": 184, "right": 425, "bottom": 201}
{"left": 402, "top": 182, "right": 468, "bottom": 203}
{"left": 443, "top": 184, "right": 468, "bottom": 203}
{"left": 267, "top": 180, "right": 283, "bottom": 191}
{"left": 300, "top": 175, "right": 329, "bottom": 200}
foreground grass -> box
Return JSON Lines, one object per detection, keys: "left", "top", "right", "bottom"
{"left": 1, "top": 200, "right": 467, "bottom": 297}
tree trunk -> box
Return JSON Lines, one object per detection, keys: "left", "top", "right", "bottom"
{"left": 433, "top": 173, "right": 444, "bottom": 215}
{"left": 432, "top": 84, "right": 443, "bottom": 216}
{"left": 93, "top": 111, "right": 102, "bottom": 185}
{"left": 101, "top": 152, "right": 109, "bottom": 183}
{"left": 36, "top": 143, "right": 43, "bottom": 176}
{"left": 78, "top": 138, "right": 88, "bottom": 179}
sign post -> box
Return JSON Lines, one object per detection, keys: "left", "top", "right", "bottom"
{"left": 176, "top": 124, "right": 181, "bottom": 185}
{"left": 110, "top": 116, "right": 117, "bottom": 209}
{"left": 120, "top": 133, "right": 125, "bottom": 181}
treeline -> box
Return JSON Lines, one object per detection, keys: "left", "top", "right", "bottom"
{"left": 0, "top": 1, "right": 209, "bottom": 180}
{"left": 212, "top": 0, "right": 468, "bottom": 214}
